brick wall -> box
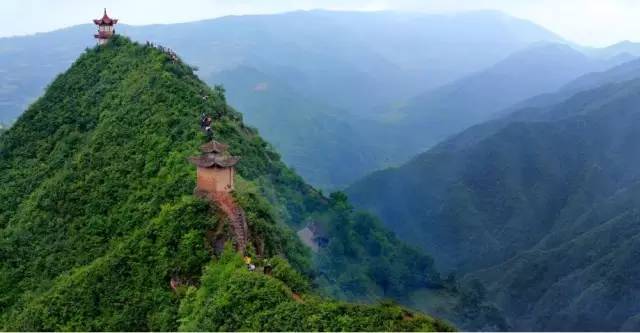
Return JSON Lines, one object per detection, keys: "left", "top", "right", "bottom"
{"left": 196, "top": 166, "right": 234, "bottom": 192}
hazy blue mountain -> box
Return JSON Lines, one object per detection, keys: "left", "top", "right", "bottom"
{"left": 372, "top": 43, "right": 631, "bottom": 162}
{"left": 347, "top": 69, "right": 640, "bottom": 330}
{"left": 0, "top": 26, "right": 90, "bottom": 122}
{"left": 209, "top": 42, "right": 623, "bottom": 189}
{"left": 405, "top": 54, "right": 640, "bottom": 163}
{"left": 584, "top": 40, "right": 640, "bottom": 59}
{"left": 507, "top": 56, "right": 640, "bottom": 112}
{"left": 0, "top": 10, "right": 564, "bottom": 124}
{"left": 126, "top": 10, "right": 566, "bottom": 118}
{"left": 347, "top": 55, "right": 640, "bottom": 270}
{"left": 208, "top": 66, "right": 385, "bottom": 190}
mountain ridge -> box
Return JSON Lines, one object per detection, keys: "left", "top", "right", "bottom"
{"left": 0, "top": 36, "right": 458, "bottom": 331}
{"left": 363, "top": 41, "right": 625, "bottom": 167}
{"left": 347, "top": 68, "right": 640, "bottom": 330}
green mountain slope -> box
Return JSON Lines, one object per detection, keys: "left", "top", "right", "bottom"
{"left": 0, "top": 36, "right": 458, "bottom": 331}
{"left": 347, "top": 76, "right": 640, "bottom": 330}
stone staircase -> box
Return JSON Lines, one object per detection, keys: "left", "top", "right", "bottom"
{"left": 207, "top": 191, "right": 249, "bottom": 253}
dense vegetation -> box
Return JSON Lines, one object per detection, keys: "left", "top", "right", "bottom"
{"left": 348, "top": 73, "right": 640, "bottom": 330}
{"left": 0, "top": 36, "right": 458, "bottom": 331}
{"left": 178, "top": 248, "right": 449, "bottom": 332}
{"left": 311, "top": 192, "right": 439, "bottom": 299}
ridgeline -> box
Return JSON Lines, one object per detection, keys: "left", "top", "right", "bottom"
{"left": 348, "top": 70, "right": 640, "bottom": 330}
{"left": 0, "top": 36, "right": 458, "bottom": 331}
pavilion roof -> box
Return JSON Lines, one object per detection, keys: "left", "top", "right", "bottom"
{"left": 94, "top": 9, "right": 118, "bottom": 25}
{"left": 190, "top": 140, "right": 239, "bottom": 168}
{"left": 189, "top": 155, "right": 240, "bottom": 168}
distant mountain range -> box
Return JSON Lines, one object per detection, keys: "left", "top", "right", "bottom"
{"left": 367, "top": 42, "right": 635, "bottom": 163}
{"left": 0, "top": 10, "right": 565, "bottom": 121}
{"left": 1, "top": 10, "right": 638, "bottom": 190}
{"left": 0, "top": 10, "right": 568, "bottom": 188}
{"left": 583, "top": 40, "right": 640, "bottom": 59}
{"left": 347, "top": 53, "right": 640, "bottom": 331}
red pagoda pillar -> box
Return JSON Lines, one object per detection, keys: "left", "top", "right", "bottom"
{"left": 93, "top": 9, "right": 118, "bottom": 45}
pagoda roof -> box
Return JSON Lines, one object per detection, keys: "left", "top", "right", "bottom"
{"left": 189, "top": 155, "right": 240, "bottom": 168}
{"left": 190, "top": 140, "right": 239, "bottom": 168}
{"left": 200, "top": 140, "right": 229, "bottom": 154}
{"left": 93, "top": 9, "right": 118, "bottom": 25}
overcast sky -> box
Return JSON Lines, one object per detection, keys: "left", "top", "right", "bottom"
{"left": 1, "top": 0, "right": 639, "bottom": 47}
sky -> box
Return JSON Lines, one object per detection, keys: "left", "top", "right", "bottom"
{"left": 1, "top": 0, "right": 639, "bottom": 47}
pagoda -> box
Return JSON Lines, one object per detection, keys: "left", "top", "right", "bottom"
{"left": 189, "top": 141, "right": 240, "bottom": 194}
{"left": 93, "top": 9, "right": 118, "bottom": 45}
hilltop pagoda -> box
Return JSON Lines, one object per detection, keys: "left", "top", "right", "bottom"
{"left": 93, "top": 9, "right": 118, "bottom": 45}
{"left": 189, "top": 140, "right": 239, "bottom": 193}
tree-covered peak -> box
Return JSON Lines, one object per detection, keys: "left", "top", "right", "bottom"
{"left": 0, "top": 36, "right": 458, "bottom": 331}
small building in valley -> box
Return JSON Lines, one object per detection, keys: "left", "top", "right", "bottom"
{"left": 189, "top": 140, "right": 239, "bottom": 193}
{"left": 93, "top": 9, "right": 118, "bottom": 45}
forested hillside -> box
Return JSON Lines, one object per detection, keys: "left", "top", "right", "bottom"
{"left": 0, "top": 36, "right": 464, "bottom": 331}
{"left": 348, "top": 71, "right": 640, "bottom": 329}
